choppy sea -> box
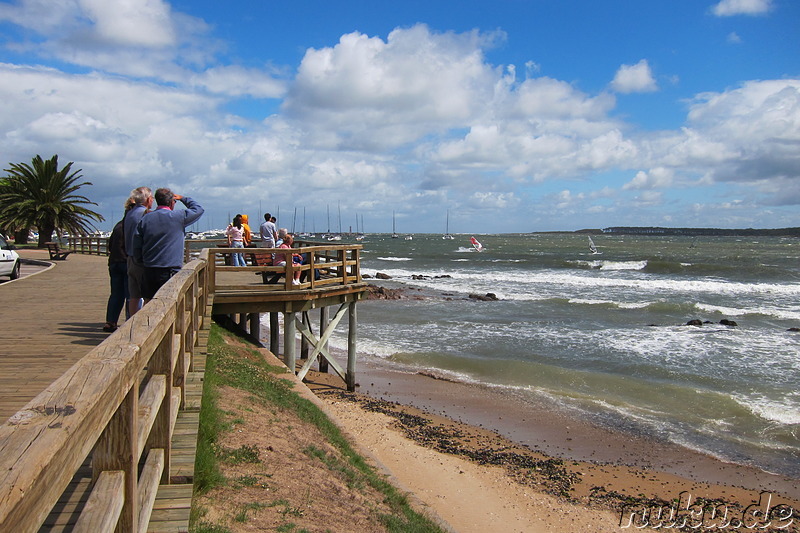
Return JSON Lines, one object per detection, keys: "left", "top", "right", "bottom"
{"left": 323, "top": 232, "right": 800, "bottom": 479}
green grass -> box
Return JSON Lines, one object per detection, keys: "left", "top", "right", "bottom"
{"left": 193, "top": 326, "right": 227, "bottom": 495}
{"left": 217, "top": 443, "right": 260, "bottom": 465}
{"left": 191, "top": 323, "right": 444, "bottom": 533}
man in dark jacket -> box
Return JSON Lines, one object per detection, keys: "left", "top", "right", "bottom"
{"left": 103, "top": 217, "right": 128, "bottom": 332}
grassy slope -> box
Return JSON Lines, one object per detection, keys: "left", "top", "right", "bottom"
{"left": 190, "top": 324, "right": 444, "bottom": 533}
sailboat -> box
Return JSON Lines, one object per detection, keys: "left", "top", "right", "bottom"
{"left": 588, "top": 236, "right": 602, "bottom": 255}
{"left": 355, "top": 214, "right": 365, "bottom": 241}
{"left": 391, "top": 211, "right": 399, "bottom": 238}
{"left": 442, "top": 209, "right": 454, "bottom": 240}
{"left": 327, "top": 202, "right": 343, "bottom": 240}
{"left": 470, "top": 236, "right": 484, "bottom": 252}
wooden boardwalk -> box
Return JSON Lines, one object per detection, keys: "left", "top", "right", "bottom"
{"left": 0, "top": 249, "right": 206, "bottom": 532}
{"left": 0, "top": 249, "right": 111, "bottom": 422}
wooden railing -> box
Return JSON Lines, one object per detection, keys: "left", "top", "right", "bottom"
{"left": 208, "top": 241, "right": 363, "bottom": 293}
{"left": 0, "top": 249, "right": 211, "bottom": 532}
{"left": 68, "top": 235, "right": 109, "bottom": 255}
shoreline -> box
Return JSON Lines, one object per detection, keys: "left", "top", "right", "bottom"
{"left": 342, "top": 357, "right": 800, "bottom": 500}
{"left": 303, "top": 359, "right": 800, "bottom": 531}
{"left": 302, "top": 354, "right": 800, "bottom": 513}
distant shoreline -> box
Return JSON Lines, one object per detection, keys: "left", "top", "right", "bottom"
{"left": 574, "top": 226, "right": 800, "bottom": 236}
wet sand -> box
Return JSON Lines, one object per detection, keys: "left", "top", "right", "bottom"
{"left": 345, "top": 358, "right": 800, "bottom": 498}
{"left": 300, "top": 355, "right": 799, "bottom": 532}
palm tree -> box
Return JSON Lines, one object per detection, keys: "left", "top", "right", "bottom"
{"left": 0, "top": 155, "right": 104, "bottom": 247}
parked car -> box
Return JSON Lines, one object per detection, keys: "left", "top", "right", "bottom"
{"left": 0, "top": 235, "right": 21, "bottom": 280}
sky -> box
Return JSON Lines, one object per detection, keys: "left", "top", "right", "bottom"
{"left": 0, "top": 0, "right": 798, "bottom": 234}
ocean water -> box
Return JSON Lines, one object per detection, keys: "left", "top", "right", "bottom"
{"left": 326, "top": 233, "right": 800, "bottom": 478}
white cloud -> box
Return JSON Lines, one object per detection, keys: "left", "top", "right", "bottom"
{"left": 284, "top": 24, "right": 501, "bottom": 149}
{"left": 727, "top": 32, "right": 743, "bottom": 44}
{"left": 191, "top": 66, "right": 287, "bottom": 99}
{"left": 633, "top": 190, "right": 663, "bottom": 207}
{"left": 0, "top": 0, "right": 214, "bottom": 82}
{"left": 685, "top": 80, "right": 800, "bottom": 183}
{"left": 611, "top": 59, "right": 658, "bottom": 94}
{"left": 79, "top": 0, "right": 176, "bottom": 48}
{"left": 712, "top": 0, "right": 773, "bottom": 16}
{"left": 624, "top": 168, "right": 675, "bottom": 190}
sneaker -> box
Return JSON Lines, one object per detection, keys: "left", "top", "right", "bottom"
{"left": 292, "top": 279, "right": 300, "bottom": 285}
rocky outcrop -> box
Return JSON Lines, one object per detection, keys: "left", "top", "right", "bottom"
{"left": 365, "top": 284, "right": 405, "bottom": 300}
{"left": 469, "top": 293, "right": 499, "bottom": 301}
{"left": 685, "top": 318, "right": 738, "bottom": 327}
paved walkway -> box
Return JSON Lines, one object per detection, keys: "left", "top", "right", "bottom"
{"left": 0, "top": 249, "right": 113, "bottom": 422}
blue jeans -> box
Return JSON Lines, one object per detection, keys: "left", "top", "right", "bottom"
{"left": 106, "top": 261, "right": 129, "bottom": 324}
{"left": 231, "top": 241, "right": 246, "bottom": 266}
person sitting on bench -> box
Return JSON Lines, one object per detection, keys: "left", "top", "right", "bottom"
{"left": 276, "top": 234, "right": 303, "bottom": 286}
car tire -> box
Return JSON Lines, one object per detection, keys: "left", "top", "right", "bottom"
{"left": 10, "top": 260, "right": 20, "bottom": 280}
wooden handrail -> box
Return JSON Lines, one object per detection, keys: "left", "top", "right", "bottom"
{"left": 202, "top": 242, "right": 363, "bottom": 293}
{"left": 67, "top": 235, "right": 110, "bottom": 255}
{"left": 0, "top": 249, "right": 211, "bottom": 532}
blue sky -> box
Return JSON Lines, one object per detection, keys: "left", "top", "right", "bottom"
{"left": 0, "top": 0, "right": 798, "bottom": 234}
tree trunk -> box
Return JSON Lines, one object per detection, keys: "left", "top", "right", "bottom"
{"left": 37, "top": 223, "right": 55, "bottom": 248}
{"left": 14, "top": 228, "right": 30, "bottom": 244}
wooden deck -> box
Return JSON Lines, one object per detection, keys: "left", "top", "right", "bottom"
{"left": 0, "top": 249, "right": 207, "bottom": 532}
{"left": 0, "top": 249, "right": 111, "bottom": 422}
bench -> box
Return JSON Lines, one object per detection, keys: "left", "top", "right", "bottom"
{"left": 46, "top": 242, "right": 71, "bottom": 260}
{"left": 249, "top": 251, "right": 282, "bottom": 284}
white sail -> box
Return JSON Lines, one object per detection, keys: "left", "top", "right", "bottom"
{"left": 588, "top": 236, "right": 602, "bottom": 255}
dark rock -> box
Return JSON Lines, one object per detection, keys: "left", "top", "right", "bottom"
{"left": 469, "top": 293, "right": 499, "bottom": 301}
{"left": 788, "top": 327, "right": 800, "bottom": 332}
{"left": 365, "top": 284, "right": 405, "bottom": 300}
{"left": 686, "top": 319, "right": 703, "bottom": 326}
{"left": 375, "top": 272, "right": 392, "bottom": 279}
{"left": 719, "top": 319, "right": 738, "bottom": 327}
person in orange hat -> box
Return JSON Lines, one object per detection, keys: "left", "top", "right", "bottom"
{"left": 239, "top": 214, "right": 253, "bottom": 247}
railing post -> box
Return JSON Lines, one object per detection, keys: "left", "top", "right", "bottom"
{"left": 339, "top": 249, "right": 348, "bottom": 284}
{"left": 146, "top": 328, "right": 174, "bottom": 484}
{"left": 308, "top": 249, "right": 316, "bottom": 288}
{"left": 207, "top": 250, "right": 216, "bottom": 295}
{"left": 92, "top": 386, "right": 139, "bottom": 532}
{"left": 174, "top": 291, "right": 187, "bottom": 409}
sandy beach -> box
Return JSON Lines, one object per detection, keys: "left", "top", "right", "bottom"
{"left": 301, "top": 357, "right": 800, "bottom": 532}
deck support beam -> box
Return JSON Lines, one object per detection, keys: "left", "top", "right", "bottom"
{"left": 284, "top": 311, "right": 297, "bottom": 372}
{"left": 347, "top": 302, "right": 357, "bottom": 391}
{"left": 293, "top": 302, "right": 357, "bottom": 391}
